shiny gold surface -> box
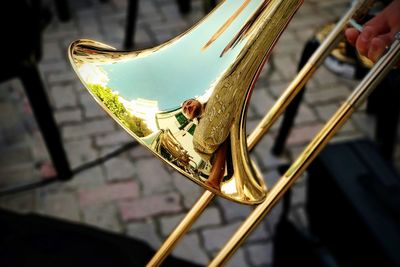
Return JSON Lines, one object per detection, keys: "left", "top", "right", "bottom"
{"left": 69, "top": 0, "right": 302, "bottom": 204}
{"left": 248, "top": 0, "right": 366, "bottom": 151}
{"left": 210, "top": 31, "right": 400, "bottom": 267}
{"left": 66, "top": 0, "right": 397, "bottom": 265}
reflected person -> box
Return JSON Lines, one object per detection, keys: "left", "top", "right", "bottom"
{"left": 182, "top": 99, "right": 204, "bottom": 121}
{"left": 182, "top": 98, "right": 226, "bottom": 190}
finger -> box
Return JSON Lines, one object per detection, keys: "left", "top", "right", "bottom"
{"left": 345, "top": 28, "right": 359, "bottom": 46}
{"left": 368, "top": 33, "right": 394, "bottom": 62}
{"left": 356, "top": 26, "right": 377, "bottom": 56}
{"left": 363, "top": 14, "right": 390, "bottom": 35}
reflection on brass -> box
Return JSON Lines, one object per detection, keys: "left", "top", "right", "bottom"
{"left": 69, "top": 0, "right": 302, "bottom": 205}
{"left": 220, "top": 0, "right": 272, "bottom": 57}
{"left": 202, "top": 0, "right": 251, "bottom": 51}
{"left": 153, "top": 129, "right": 195, "bottom": 171}
{"left": 88, "top": 83, "right": 152, "bottom": 137}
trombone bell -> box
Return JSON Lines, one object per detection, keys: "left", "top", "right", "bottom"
{"left": 69, "top": 0, "right": 302, "bottom": 204}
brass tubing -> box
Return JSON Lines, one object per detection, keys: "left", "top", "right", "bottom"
{"left": 147, "top": 190, "right": 215, "bottom": 267}
{"left": 210, "top": 36, "right": 400, "bottom": 266}
{"left": 147, "top": 1, "right": 375, "bottom": 266}
{"left": 248, "top": 0, "right": 369, "bottom": 151}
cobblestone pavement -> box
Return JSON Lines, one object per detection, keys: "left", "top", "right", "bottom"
{"left": 1, "top": 0, "right": 399, "bottom": 266}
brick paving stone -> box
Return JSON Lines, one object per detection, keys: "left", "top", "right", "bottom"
{"left": 202, "top": 222, "right": 242, "bottom": 252}
{"left": 79, "top": 91, "right": 107, "bottom": 119}
{"left": 217, "top": 197, "right": 251, "bottom": 221}
{"left": 288, "top": 11, "right": 327, "bottom": 30}
{"left": 253, "top": 134, "right": 289, "bottom": 170}
{"left": 273, "top": 35, "right": 305, "bottom": 57}
{"left": 47, "top": 71, "right": 77, "bottom": 85}
{"left": 172, "top": 232, "right": 209, "bottom": 265}
{"left": 291, "top": 182, "right": 307, "bottom": 207}
{"left": 67, "top": 166, "right": 105, "bottom": 189}
{"left": 0, "top": 144, "right": 33, "bottom": 168}
{"left": 246, "top": 118, "right": 262, "bottom": 137}
{"left": 64, "top": 138, "right": 98, "bottom": 168}
{"left": 81, "top": 203, "right": 122, "bottom": 233}
{"left": 137, "top": 1, "right": 159, "bottom": 18}
{"left": 250, "top": 88, "right": 275, "bottom": 117}
{"left": 0, "top": 191, "right": 36, "bottom": 214}
{"left": 42, "top": 24, "right": 79, "bottom": 42}
{"left": 246, "top": 242, "right": 273, "bottom": 267}
{"left": 202, "top": 222, "right": 269, "bottom": 253}
{"left": 134, "top": 157, "right": 174, "bottom": 195}
{"left": 314, "top": 66, "right": 344, "bottom": 87}
{"left": 315, "top": 104, "right": 357, "bottom": 133}
{"left": 51, "top": 84, "right": 78, "bottom": 109}
{"left": 79, "top": 181, "right": 139, "bottom": 207}
{"left": 54, "top": 109, "right": 82, "bottom": 124}
{"left": 330, "top": 132, "right": 366, "bottom": 145}
{"left": 62, "top": 119, "right": 116, "bottom": 140}
{"left": 95, "top": 131, "right": 133, "bottom": 147}
{"left": 262, "top": 169, "right": 281, "bottom": 189}
{"left": 262, "top": 65, "right": 285, "bottom": 84}
{"left": 246, "top": 105, "right": 259, "bottom": 121}
{"left": 0, "top": 163, "right": 39, "bottom": 188}
{"left": 248, "top": 223, "right": 271, "bottom": 243}
{"left": 224, "top": 248, "right": 249, "bottom": 267}
{"left": 267, "top": 81, "right": 288, "bottom": 99}
{"left": 99, "top": 145, "right": 124, "bottom": 158}
{"left": 129, "top": 144, "right": 154, "bottom": 159}
{"left": 275, "top": 55, "right": 297, "bottom": 81}
{"left": 304, "top": 84, "right": 350, "bottom": 104}
{"left": 104, "top": 157, "right": 136, "bottom": 182}
{"left": 126, "top": 219, "right": 162, "bottom": 249}
{"left": 350, "top": 112, "right": 375, "bottom": 139}
{"left": 36, "top": 191, "right": 80, "bottom": 222}
{"left": 39, "top": 61, "right": 69, "bottom": 74}
{"left": 294, "top": 27, "right": 316, "bottom": 43}
{"left": 42, "top": 41, "right": 63, "bottom": 61}
{"left": 118, "top": 192, "right": 182, "bottom": 221}
{"left": 132, "top": 26, "right": 157, "bottom": 48}
{"left": 160, "top": 207, "right": 222, "bottom": 236}
{"left": 295, "top": 104, "right": 318, "bottom": 125}
{"left": 286, "top": 144, "right": 307, "bottom": 160}
{"left": 170, "top": 171, "right": 203, "bottom": 208}
{"left": 263, "top": 201, "right": 284, "bottom": 234}
{"left": 286, "top": 122, "right": 325, "bottom": 146}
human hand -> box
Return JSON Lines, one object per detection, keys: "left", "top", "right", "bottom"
{"left": 345, "top": 0, "right": 400, "bottom": 62}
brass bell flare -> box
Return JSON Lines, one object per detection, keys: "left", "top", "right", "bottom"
{"left": 69, "top": 0, "right": 302, "bottom": 204}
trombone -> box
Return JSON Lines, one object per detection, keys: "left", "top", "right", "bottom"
{"left": 68, "top": 0, "right": 400, "bottom": 265}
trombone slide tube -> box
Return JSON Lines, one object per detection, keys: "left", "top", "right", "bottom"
{"left": 248, "top": 0, "right": 371, "bottom": 151}
{"left": 146, "top": 190, "right": 215, "bottom": 267}
{"left": 210, "top": 34, "right": 400, "bottom": 267}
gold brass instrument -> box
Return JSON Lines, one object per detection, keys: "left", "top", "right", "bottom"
{"left": 68, "top": 0, "right": 400, "bottom": 265}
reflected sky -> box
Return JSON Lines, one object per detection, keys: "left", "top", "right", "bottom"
{"left": 101, "top": 0, "right": 263, "bottom": 111}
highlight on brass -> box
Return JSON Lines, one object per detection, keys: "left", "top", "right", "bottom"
{"left": 69, "top": 0, "right": 301, "bottom": 204}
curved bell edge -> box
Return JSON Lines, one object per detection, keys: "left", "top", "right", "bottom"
{"left": 67, "top": 0, "right": 303, "bottom": 205}
{"left": 68, "top": 39, "right": 267, "bottom": 205}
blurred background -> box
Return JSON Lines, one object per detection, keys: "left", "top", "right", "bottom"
{"left": 0, "top": 0, "right": 399, "bottom": 266}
